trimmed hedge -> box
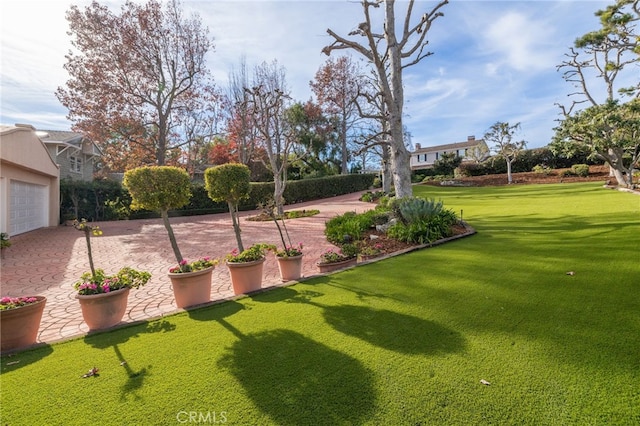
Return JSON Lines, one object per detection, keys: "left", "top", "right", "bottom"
{"left": 60, "top": 173, "right": 376, "bottom": 222}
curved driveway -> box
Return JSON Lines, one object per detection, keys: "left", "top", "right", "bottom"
{"left": 1, "top": 191, "right": 373, "bottom": 345}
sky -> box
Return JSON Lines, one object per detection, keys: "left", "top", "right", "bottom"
{"left": 0, "top": 0, "right": 626, "bottom": 150}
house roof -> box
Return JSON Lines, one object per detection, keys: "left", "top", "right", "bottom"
{"left": 413, "top": 139, "right": 486, "bottom": 154}
{"left": 37, "top": 129, "right": 84, "bottom": 144}
{"left": 37, "top": 129, "right": 102, "bottom": 157}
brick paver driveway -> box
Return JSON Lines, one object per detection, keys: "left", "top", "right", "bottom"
{"left": 0, "top": 192, "right": 373, "bottom": 345}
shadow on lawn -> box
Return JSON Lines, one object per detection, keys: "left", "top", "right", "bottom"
{"left": 251, "top": 287, "right": 466, "bottom": 355}
{"left": 218, "top": 329, "right": 375, "bottom": 425}
{"left": 84, "top": 319, "right": 176, "bottom": 401}
{"left": 323, "top": 305, "right": 466, "bottom": 355}
{"left": 1, "top": 344, "right": 54, "bottom": 373}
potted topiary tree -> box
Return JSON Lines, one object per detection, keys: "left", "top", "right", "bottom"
{"left": 123, "top": 166, "right": 216, "bottom": 308}
{"left": 204, "top": 163, "right": 269, "bottom": 294}
{"left": 72, "top": 219, "right": 151, "bottom": 330}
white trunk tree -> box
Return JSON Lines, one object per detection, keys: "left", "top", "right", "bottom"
{"left": 483, "top": 122, "right": 527, "bottom": 184}
{"left": 323, "top": 0, "right": 448, "bottom": 198}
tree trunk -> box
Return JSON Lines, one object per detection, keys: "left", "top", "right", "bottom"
{"left": 228, "top": 201, "right": 244, "bottom": 252}
{"left": 506, "top": 159, "right": 513, "bottom": 184}
{"left": 384, "top": 1, "right": 412, "bottom": 198}
{"left": 341, "top": 117, "right": 348, "bottom": 174}
{"left": 273, "top": 174, "right": 286, "bottom": 216}
{"left": 603, "top": 147, "right": 632, "bottom": 187}
{"left": 382, "top": 145, "right": 392, "bottom": 194}
{"left": 389, "top": 117, "right": 412, "bottom": 198}
{"left": 161, "top": 209, "right": 183, "bottom": 264}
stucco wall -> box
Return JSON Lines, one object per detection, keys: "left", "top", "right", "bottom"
{"left": 0, "top": 126, "right": 60, "bottom": 232}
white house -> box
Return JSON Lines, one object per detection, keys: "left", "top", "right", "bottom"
{"left": 0, "top": 124, "right": 60, "bottom": 235}
{"left": 410, "top": 136, "right": 489, "bottom": 170}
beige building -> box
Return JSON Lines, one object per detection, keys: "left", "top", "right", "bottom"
{"left": 0, "top": 124, "right": 60, "bottom": 235}
{"left": 411, "top": 136, "right": 489, "bottom": 170}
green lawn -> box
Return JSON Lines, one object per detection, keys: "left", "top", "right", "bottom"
{"left": 2, "top": 183, "right": 639, "bottom": 425}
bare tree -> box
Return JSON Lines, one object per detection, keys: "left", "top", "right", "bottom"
{"left": 227, "top": 56, "right": 259, "bottom": 166}
{"left": 246, "top": 60, "right": 303, "bottom": 215}
{"left": 323, "top": 0, "right": 448, "bottom": 198}
{"left": 484, "top": 122, "right": 527, "bottom": 184}
{"left": 57, "top": 0, "right": 218, "bottom": 169}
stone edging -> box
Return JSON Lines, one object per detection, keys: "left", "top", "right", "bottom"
{"left": 603, "top": 185, "right": 640, "bottom": 196}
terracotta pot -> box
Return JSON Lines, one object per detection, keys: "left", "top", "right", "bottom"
{"left": 317, "top": 257, "right": 357, "bottom": 274}
{"left": 168, "top": 266, "right": 214, "bottom": 309}
{"left": 276, "top": 254, "right": 304, "bottom": 282}
{"left": 227, "top": 258, "right": 265, "bottom": 295}
{"left": 0, "top": 296, "right": 46, "bottom": 353}
{"left": 76, "top": 288, "right": 130, "bottom": 331}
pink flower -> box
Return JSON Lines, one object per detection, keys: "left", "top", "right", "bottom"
{"left": 180, "top": 259, "right": 188, "bottom": 266}
{"left": 1, "top": 297, "right": 11, "bottom": 304}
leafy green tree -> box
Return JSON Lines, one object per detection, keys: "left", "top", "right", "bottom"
{"left": 204, "top": 163, "right": 251, "bottom": 252}
{"left": 432, "top": 152, "right": 462, "bottom": 176}
{"left": 123, "top": 166, "right": 192, "bottom": 264}
{"left": 555, "top": 1, "right": 638, "bottom": 186}
{"left": 553, "top": 99, "right": 640, "bottom": 187}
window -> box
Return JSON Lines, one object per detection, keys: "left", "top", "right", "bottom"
{"left": 70, "top": 156, "right": 82, "bottom": 174}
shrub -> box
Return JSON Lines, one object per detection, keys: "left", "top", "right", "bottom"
{"left": 387, "top": 208, "right": 458, "bottom": 244}
{"left": 388, "top": 197, "right": 443, "bottom": 225}
{"left": 532, "top": 164, "right": 552, "bottom": 175}
{"left": 457, "top": 162, "right": 486, "bottom": 177}
{"left": 325, "top": 212, "right": 369, "bottom": 245}
{"left": 359, "top": 190, "right": 386, "bottom": 203}
{"left": 571, "top": 164, "right": 590, "bottom": 177}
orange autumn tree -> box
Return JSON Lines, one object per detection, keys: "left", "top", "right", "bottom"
{"left": 56, "top": 0, "right": 219, "bottom": 172}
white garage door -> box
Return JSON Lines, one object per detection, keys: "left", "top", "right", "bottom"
{"left": 9, "top": 181, "right": 47, "bottom": 235}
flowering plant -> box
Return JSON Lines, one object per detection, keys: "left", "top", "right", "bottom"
{"left": 276, "top": 243, "right": 304, "bottom": 258}
{"left": 226, "top": 243, "right": 275, "bottom": 263}
{"left": 169, "top": 257, "right": 218, "bottom": 273}
{"left": 0, "top": 296, "right": 39, "bottom": 311}
{"left": 72, "top": 219, "right": 151, "bottom": 296}
{"left": 74, "top": 267, "right": 151, "bottom": 296}
{"left": 318, "top": 244, "right": 358, "bottom": 264}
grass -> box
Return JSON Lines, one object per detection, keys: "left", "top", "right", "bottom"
{"left": 2, "top": 183, "right": 639, "bottom": 425}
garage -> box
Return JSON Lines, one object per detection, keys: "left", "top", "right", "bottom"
{"left": 9, "top": 180, "right": 48, "bottom": 235}
{"left": 0, "top": 124, "right": 59, "bottom": 235}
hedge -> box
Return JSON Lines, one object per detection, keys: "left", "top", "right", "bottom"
{"left": 60, "top": 173, "right": 376, "bottom": 222}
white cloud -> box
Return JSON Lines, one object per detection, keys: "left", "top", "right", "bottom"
{"left": 0, "top": 0, "right": 625, "bottom": 150}
{"left": 484, "top": 11, "right": 556, "bottom": 73}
